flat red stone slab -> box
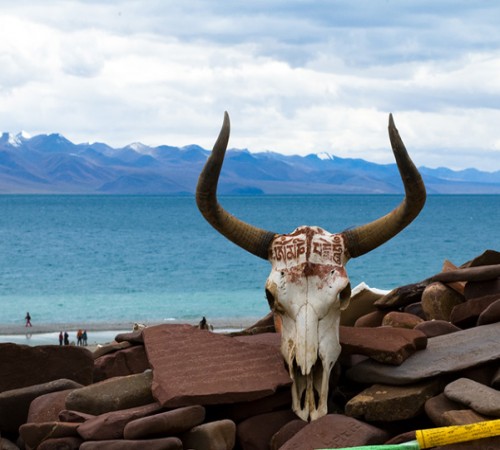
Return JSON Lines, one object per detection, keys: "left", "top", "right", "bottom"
{"left": 143, "top": 325, "right": 291, "bottom": 408}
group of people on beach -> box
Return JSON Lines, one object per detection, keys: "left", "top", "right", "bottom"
{"left": 58, "top": 329, "right": 88, "bottom": 346}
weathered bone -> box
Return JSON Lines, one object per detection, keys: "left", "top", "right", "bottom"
{"left": 196, "top": 112, "right": 426, "bottom": 421}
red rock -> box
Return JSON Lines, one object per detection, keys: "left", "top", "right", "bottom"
{"left": 92, "top": 341, "right": 132, "bottom": 359}
{"left": 234, "top": 332, "right": 281, "bottom": 349}
{"left": 425, "top": 393, "right": 464, "bottom": 426}
{"left": 270, "top": 419, "right": 307, "bottom": 450}
{"left": 123, "top": 405, "right": 205, "bottom": 439}
{"left": 354, "top": 310, "right": 386, "bottom": 327}
{"left": 450, "top": 294, "right": 500, "bottom": 327}
{"left": 19, "top": 422, "right": 80, "bottom": 449}
{"left": 477, "top": 298, "right": 500, "bottom": 325}
{"left": 237, "top": 409, "right": 297, "bottom": 450}
{"left": 414, "top": 320, "right": 461, "bottom": 338}
{"left": 278, "top": 414, "right": 389, "bottom": 450}
{"left": 28, "top": 389, "right": 75, "bottom": 423}
{"left": 115, "top": 330, "right": 144, "bottom": 344}
{"left": 339, "top": 326, "right": 427, "bottom": 365}
{"left": 58, "top": 410, "right": 95, "bottom": 423}
{"left": 93, "top": 345, "right": 150, "bottom": 382}
{"left": 79, "top": 437, "right": 183, "bottom": 450}
{"left": 77, "top": 402, "right": 163, "bottom": 440}
{"left": 382, "top": 311, "right": 424, "bottom": 328}
{"left": 37, "top": 436, "right": 83, "bottom": 450}
{"left": 209, "top": 388, "right": 292, "bottom": 423}
{"left": 143, "top": 324, "right": 291, "bottom": 407}
{"left": 0, "top": 379, "right": 82, "bottom": 434}
{"left": 0, "top": 344, "right": 93, "bottom": 392}
{"left": 0, "top": 437, "right": 19, "bottom": 450}
{"left": 180, "top": 419, "right": 236, "bottom": 450}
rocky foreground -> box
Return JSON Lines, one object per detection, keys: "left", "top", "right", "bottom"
{"left": 0, "top": 250, "right": 499, "bottom": 450}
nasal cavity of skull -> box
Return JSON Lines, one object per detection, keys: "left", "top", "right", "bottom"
{"left": 294, "top": 353, "right": 323, "bottom": 413}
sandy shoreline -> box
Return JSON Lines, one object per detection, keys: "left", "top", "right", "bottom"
{"left": 0, "top": 317, "right": 258, "bottom": 346}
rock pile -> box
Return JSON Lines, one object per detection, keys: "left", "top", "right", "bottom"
{"left": 0, "top": 250, "right": 499, "bottom": 449}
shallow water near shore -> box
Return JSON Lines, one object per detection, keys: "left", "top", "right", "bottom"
{"left": 0, "top": 194, "right": 498, "bottom": 338}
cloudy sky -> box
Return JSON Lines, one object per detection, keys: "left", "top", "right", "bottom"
{"left": 1, "top": 1, "right": 500, "bottom": 171}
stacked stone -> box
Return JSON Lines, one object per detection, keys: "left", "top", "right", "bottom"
{"left": 0, "top": 249, "right": 498, "bottom": 450}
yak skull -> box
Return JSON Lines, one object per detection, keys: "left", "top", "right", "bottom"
{"left": 196, "top": 112, "right": 426, "bottom": 421}
{"left": 266, "top": 227, "right": 351, "bottom": 420}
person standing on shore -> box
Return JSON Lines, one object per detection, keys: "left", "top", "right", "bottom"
{"left": 59, "top": 331, "right": 63, "bottom": 346}
{"left": 25, "top": 312, "right": 32, "bottom": 327}
{"left": 82, "top": 330, "right": 88, "bottom": 346}
{"left": 64, "top": 331, "right": 69, "bottom": 345}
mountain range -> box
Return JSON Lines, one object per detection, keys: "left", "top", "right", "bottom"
{"left": 1, "top": 131, "right": 500, "bottom": 195}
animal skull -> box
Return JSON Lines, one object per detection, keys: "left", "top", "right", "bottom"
{"left": 196, "top": 112, "right": 426, "bottom": 421}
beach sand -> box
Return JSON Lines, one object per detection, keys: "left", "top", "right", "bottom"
{"left": 0, "top": 317, "right": 258, "bottom": 347}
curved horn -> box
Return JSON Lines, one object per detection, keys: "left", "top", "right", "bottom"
{"left": 343, "top": 114, "right": 426, "bottom": 258}
{"left": 196, "top": 112, "right": 276, "bottom": 259}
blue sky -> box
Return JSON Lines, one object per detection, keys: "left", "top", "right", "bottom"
{"left": 1, "top": 1, "right": 500, "bottom": 171}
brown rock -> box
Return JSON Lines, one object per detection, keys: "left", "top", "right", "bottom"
{"left": 58, "top": 410, "right": 95, "bottom": 423}
{"left": 425, "top": 393, "right": 464, "bottom": 426}
{"left": 477, "top": 298, "right": 500, "bottom": 325}
{"left": 124, "top": 405, "right": 205, "bottom": 439}
{"left": 0, "top": 344, "right": 93, "bottom": 393}
{"left": 19, "top": 422, "right": 80, "bottom": 450}
{"left": 422, "top": 282, "right": 465, "bottom": 321}
{"left": 441, "top": 259, "right": 466, "bottom": 294}
{"left": 115, "top": 330, "right": 144, "bottom": 344}
{"left": 77, "top": 402, "right": 163, "bottom": 440}
{"left": 414, "top": 320, "right": 461, "bottom": 338}
{"left": 384, "top": 431, "right": 417, "bottom": 445}
{"left": 444, "top": 378, "right": 500, "bottom": 417}
{"left": 270, "top": 419, "right": 307, "bottom": 450}
{"left": 354, "top": 310, "right": 386, "bottom": 327}
{"left": 0, "top": 437, "right": 19, "bottom": 450}
{"left": 92, "top": 341, "right": 133, "bottom": 359}
{"left": 143, "top": 324, "right": 291, "bottom": 407}
{"left": 279, "top": 414, "right": 389, "bottom": 450}
{"left": 209, "top": 388, "right": 292, "bottom": 423}
{"left": 347, "top": 322, "right": 500, "bottom": 385}
{"left": 28, "top": 389, "right": 75, "bottom": 423}
{"left": 93, "top": 345, "right": 150, "bottom": 382}
{"left": 450, "top": 294, "right": 500, "bottom": 327}
{"left": 441, "top": 409, "right": 490, "bottom": 425}
{"left": 340, "top": 283, "right": 387, "bottom": 326}
{"left": 65, "top": 370, "right": 154, "bottom": 415}
{"left": 403, "top": 302, "right": 426, "bottom": 320}
{"left": 464, "top": 278, "right": 500, "bottom": 300}
{"left": 0, "top": 379, "right": 82, "bottom": 434}
{"left": 345, "top": 379, "right": 442, "bottom": 421}
{"left": 462, "top": 249, "right": 500, "bottom": 268}
{"left": 37, "top": 437, "right": 83, "bottom": 450}
{"left": 79, "top": 437, "right": 183, "bottom": 450}
{"left": 181, "top": 419, "right": 236, "bottom": 450}
{"left": 492, "top": 366, "right": 500, "bottom": 388}
{"left": 237, "top": 410, "right": 297, "bottom": 450}
{"left": 382, "top": 311, "right": 424, "bottom": 329}
{"left": 234, "top": 332, "right": 281, "bottom": 349}
{"left": 339, "top": 326, "right": 427, "bottom": 365}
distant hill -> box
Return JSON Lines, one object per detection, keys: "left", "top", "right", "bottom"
{"left": 1, "top": 131, "right": 500, "bottom": 194}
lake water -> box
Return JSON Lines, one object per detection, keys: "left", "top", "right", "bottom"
{"left": 0, "top": 194, "right": 498, "bottom": 329}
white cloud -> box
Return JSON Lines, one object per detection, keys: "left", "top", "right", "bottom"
{"left": 0, "top": 1, "right": 499, "bottom": 171}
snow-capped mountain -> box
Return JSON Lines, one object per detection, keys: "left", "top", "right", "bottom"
{"left": 0, "top": 131, "right": 499, "bottom": 194}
